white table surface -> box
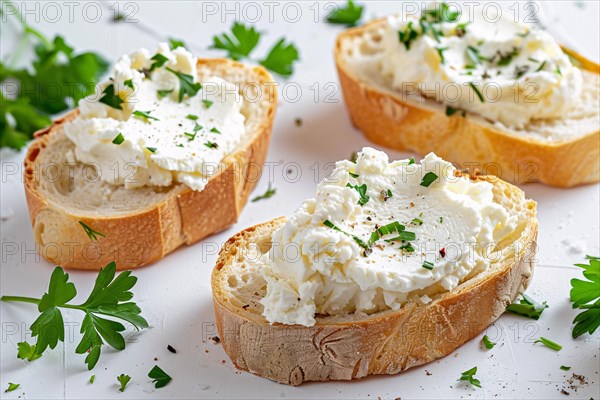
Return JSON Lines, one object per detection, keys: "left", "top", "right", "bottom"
{"left": 1, "top": 1, "right": 599, "bottom": 399}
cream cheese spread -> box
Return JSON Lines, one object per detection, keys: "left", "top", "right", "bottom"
{"left": 380, "top": 2, "right": 582, "bottom": 128}
{"left": 64, "top": 43, "right": 246, "bottom": 191}
{"left": 259, "top": 148, "right": 517, "bottom": 326}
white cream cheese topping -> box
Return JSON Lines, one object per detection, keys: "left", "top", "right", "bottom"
{"left": 64, "top": 43, "right": 246, "bottom": 191}
{"left": 380, "top": 2, "right": 582, "bottom": 128}
{"left": 259, "top": 148, "right": 517, "bottom": 326}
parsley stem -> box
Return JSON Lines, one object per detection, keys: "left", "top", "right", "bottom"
{"left": 579, "top": 304, "right": 600, "bottom": 309}
{"left": 1, "top": 295, "right": 41, "bottom": 304}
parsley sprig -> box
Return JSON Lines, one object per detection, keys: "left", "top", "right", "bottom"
{"left": 325, "top": 0, "right": 364, "bottom": 27}
{"left": 148, "top": 365, "right": 172, "bottom": 388}
{"left": 1, "top": 262, "right": 148, "bottom": 370}
{"left": 211, "top": 22, "right": 299, "bottom": 77}
{"left": 570, "top": 255, "right": 600, "bottom": 338}
{"left": 1, "top": 9, "right": 108, "bottom": 149}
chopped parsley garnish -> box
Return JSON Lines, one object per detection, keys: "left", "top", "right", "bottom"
{"left": 325, "top": 0, "right": 364, "bottom": 27}
{"left": 422, "top": 261, "right": 434, "bottom": 270}
{"left": 184, "top": 131, "right": 197, "bottom": 141}
{"left": 496, "top": 47, "right": 520, "bottom": 66}
{"left": 89, "top": 374, "right": 96, "bottom": 384}
{"left": 400, "top": 243, "right": 415, "bottom": 252}
{"left": 506, "top": 293, "right": 548, "bottom": 320}
{"left": 455, "top": 22, "right": 469, "bottom": 37}
{"left": 466, "top": 46, "right": 485, "bottom": 65}
{"left": 259, "top": 38, "right": 300, "bottom": 77}
{"left": 436, "top": 47, "right": 449, "bottom": 64}
{"left": 133, "top": 110, "right": 159, "bottom": 122}
{"left": 514, "top": 65, "right": 530, "bottom": 79}
{"left": 420, "top": 172, "right": 438, "bottom": 187}
{"left": 555, "top": 65, "right": 562, "bottom": 76}
{"left": 382, "top": 189, "right": 393, "bottom": 201}
{"left": 79, "top": 221, "right": 105, "bottom": 241}
{"left": 157, "top": 89, "right": 173, "bottom": 99}
{"left": 165, "top": 67, "right": 202, "bottom": 102}
{"left": 528, "top": 57, "right": 539, "bottom": 63}
{"left": 168, "top": 37, "right": 186, "bottom": 50}
{"left": 99, "top": 84, "right": 124, "bottom": 110}
{"left": 112, "top": 133, "right": 125, "bottom": 145}
{"left": 482, "top": 335, "right": 495, "bottom": 349}
{"left": 560, "top": 365, "right": 571, "bottom": 371}
{"left": 323, "top": 220, "right": 370, "bottom": 250}
{"left": 346, "top": 183, "right": 370, "bottom": 206}
{"left": 123, "top": 79, "right": 134, "bottom": 89}
{"left": 251, "top": 183, "right": 277, "bottom": 202}
{"left": 459, "top": 367, "right": 481, "bottom": 388}
{"left": 535, "top": 60, "right": 547, "bottom": 72}
{"left": 5, "top": 383, "right": 20, "bottom": 393}
{"left": 117, "top": 374, "right": 131, "bottom": 392}
{"left": 423, "top": 2, "right": 460, "bottom": 23}
{"left": 534, "top": 337, "right": 562, "bottom": 351}
{"left": 570, "top": 255, "right": 600, "bottom": 338}
{"left": 349, "top": 172, "right": 359, "bottom": 178}
{"left": 439, "top": 216, "right": 444, "bottom": 224}
{"left": 445, "top": 106, "right": 465, "bottom": 117}
{"left": 210, "top": 127, "right": 221, "bottom": 134}
{"left": 386, "top": 230, "right": 417, "bottom": 242}
{"left": 469, "top": 82, "right": 485, "bottom": 103}
{"left": 146, "top": 147, "right": 157, "bottom": 153}
{"left": 150, "top": 53, "right": 169, "bottom": 71}
{"left": 17, "top": 341, "right": 41, "bottom": 361}
{"left": 202, "top": 99, "right": 214, "bottom": 109}
{"left": 204, "top": 141, "right": 218, "bottom": 149}
{"left": 408, "top": 157, "right": 416, "bottom": 165}
{"left": 411, "top": 217, "right": 423, "bottom": 225}
{"left": 0, "top": 263, "right": 148, "bottom": 370}
{"left": 398, "top": 21, "right": 419, "bottom": 50}
{"left": 186, "top": 114, "right": 199, "bottom": 121}
{"left": 148, "top": 365, "right": 172, "bottom": 388}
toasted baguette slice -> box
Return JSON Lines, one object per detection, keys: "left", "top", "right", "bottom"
{"left": 24, "top": 59, "right": 277, "bottom": 270}
{"left": 335, "top": 19, "right": 600, "bottom": 187}
{"left": 212, "top": 176, "right": 538, "bottom": 386}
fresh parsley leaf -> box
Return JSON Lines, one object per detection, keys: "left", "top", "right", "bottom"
{"left": 506, "top": 293, "right": 548, "bottom": 320}
{"left": 534, "top": 337, "right": 562, "bottom": 351}
{"left": 99, "top": 84, "right": 124, "bottom": 110}
{"left": 79, "top": 221, "right": 105, "bottom": 241}
{"left": 202, "top": 99, "right": 214, "bottom": 109}
{"left": 123, "top": 79, "right": 134, "bottom": 89}
{"left": 17, "top": 341, "right": 42, "bottom": 361}
{"left": 210, "top": 127, "right": 221, "bottom": 134}
{"left": 148, "top": 365, "right": 172, "bottom": 388}
{"left": 166, "top": 67, "right": 202, "bottom": 102}
{"left": 117, "top": 374, "right": 131, "bottom": 392}
{"left": 168, "top": 37, "right": 187, "bottom": 50}
{"left": 251, "top": 183, "right": 276, "bottom": 202}
{"left": 259, "top": 38, "right": 300, "bottom": 77}
{"left": 212, "top": 22, "right": 260, "bottom": 60}
{"left": 157, "top": 89, "right": 173, "bottom": 99}
{"left": 346, "top": 183, "right": 370, "bottom": 206}
{"left": 420, "top": 172, "right": 438, "bottom": 187}
{"left": 570, "top": 255, "right": 600, "bottom": 338}
{"left": 133, "top": 110, "right": 159, "bottom": 123}
{"left": 186, "top": 114, "right": 199, "bottom": 121}
{"left": 1, "top": 263, "right": 148, "bottom": 370}
{"left": 325, "top": 0, "right": 364, "bottom": 27}
{"left": 150, "top": 53, "right": 169, "bottom": 71}
{"left": 482, "top": 335, "right": 495, "bottom": 349}
{"left": 0, "top": 25, "right": 108, "bottom": 150}
{"left": 112, "top": 133, "right": 125, "bottom": 145}
{"left": 459, "top": 366, "right": 481, "bottom": 388}
{"left": 5, "top": 383, "right": 20, "bottom": 393}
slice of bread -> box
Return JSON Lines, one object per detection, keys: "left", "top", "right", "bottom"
{"left": 24, "top": 59, "right": 277, "bottom": 270}
{"left": 335, "top": 19, "right": 600, "bottom": 187}
{"left": 212, "top": 175, "right": 538, "bottom": 386}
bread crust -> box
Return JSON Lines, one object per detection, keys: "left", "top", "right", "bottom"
{"left": 211, "top": 177, "right": 538, "bottom": 386}
{"left": 334, "top": 20, "right": 600, "bottom": 187}
{"left": 24, "top": 59, "right": 277, "bottom": 270}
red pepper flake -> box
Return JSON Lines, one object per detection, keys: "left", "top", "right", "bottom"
{"left": 439, "top": 248, "right": 446, "bottom": 257}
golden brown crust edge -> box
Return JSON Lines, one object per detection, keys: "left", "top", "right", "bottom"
{"left": 23, "top": 58, "right": 277, "bottom": 271}
{"left": 211, "top": 178, "right": 538, "bottom": 386}
{"left": 334, "top": 20, "right": 600, "bottom": 188}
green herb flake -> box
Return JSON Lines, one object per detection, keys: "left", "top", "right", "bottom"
{"left": 422, "top": 261, "right": 434, "bottom": 270}
{"left": 535, "top": 60, "right": 547, "bottom": 72}
{"left": 570, "top": 255, "right": 600, "bottom": 338}
{"left": 133, "top": 110, "right": 159, "bottom": 123}
{"left": 323, "top": 220, "right": 370, "bottom": 250}
{"left": 534, "top": 337, "right": 562, "bottom": 351}
{"left": 123, "top": 79, "right": 134, "bottom": 90}
{"left": 459, "top": 367, "right": 481, "bottom": 388}
{"left": 157, "top": 89, "right": 173, "bottom": 99}
{"left": 117, "top": 374, "right": 131, "bottom": 392}
{"left": 325, "top": 0, "right": 364, "bottom": 27}
{"left": 411, "top": 217, "right": 423, "bottom": 226}
{"left": 146, "top": 147, "right": 157, "bottom": 153}
{"left": 186, "top": 114, "right": 199, "bottom": 121}
{"left": 148, "top": 365, "right": 172, "bottom": 388}
{"left": 408, "top": 157, "right": 416, "bottom": 165}
{"left": 150, "top": 53, "right": 169, "bottom": 71}
{"left": 202, "top": 99, "right": 214, "bottom": 109}
{"left": 204, "top": 141, "right": 218, "bottom": 149}
{"left": 482, "top": 335, "right": 496, "bottom": 349}
{"left": 560, "top": 365, "right": 571, "bottom": 371}
{"left": 506, "top": 293, "right": 548, "bottom": 320}
{"left": 212, "top": 22, "right": 260, "bottom": 61}
{"left": 5, "top": 383, "right": 20, "bottom": 393}
{"left": 439, "top": 216, "right": 444, "bottom": 224}
{"left": 251, "top": 183, "right": 276, "bottom": 202}
{"left": 436, "top": 47, "right": 449, "bottom": 64}
{"left": 349, "top": 172, "right": 359, "bottom": 178}
{"left": 99, "top": 84, "right": 124, "bottom": 110}
{"left": 79, "top": 221, "right": 105, "bottom": 242}
{"left": 469, "top": 82, "right": 485, "bottom": 103}
{"left": 165, "top": 67, "right": 202, "bottom": 102}
{"left": 90, "top": 374, "right": 96, "bottom": 384}
{"left": 184, "top": 132, "right": 197, "bottom": 141}
{"left": 168, "top": 37, "right": 187, "bottom": 50}
{"left": 112, "top": 133, "right": 125, "bottom": 145}
{"left": 420, "top": 172, "right": 438, "bottom": 187}
{"left": 210, "top": 127, "right": 221, "bottom": 134}
{"left": 346, "top": 183, "right": 370, "bottom": 206}
{"left": 17, "top": 341, "right": 42, "bottom": 361}
{"left": 259, "top": 38, "right": 300, "bottom": 77}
